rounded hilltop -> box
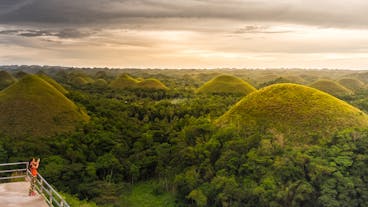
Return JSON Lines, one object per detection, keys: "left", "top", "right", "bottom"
{"left": 0, "top": 75, "right": 89, "bottom": 137}
{"left": 197, "top": 75, "right": 256, "bottom": 95}
{"left": 109, "top": 74, "right": 139, "bottom": 89}
{"left": 137, "top": 78, "right": 169, "bottom": 90}
{"left": 309, "top": 79, "right": 353, "bottom": 97}
{"left": 37, "top": 73, "right": 68, "bottom": 94}
{"left": 110, "top": 74, "right": 169, "bottom": 90}
{"left": 0, "top": 71, "right": 17, "bottom": 90}
{"left": 338, "top": 78, "right": 365, "bottom": 92}
{"left": 217, "top": 83, "right": 368, "bottom": 145}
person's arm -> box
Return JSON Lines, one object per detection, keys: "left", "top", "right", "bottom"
{"left": 35, "top": 159, "right": 40, "bottom": 168}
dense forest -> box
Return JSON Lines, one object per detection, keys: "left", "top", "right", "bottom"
{"left": 2, "top": 66, "right": 368, "bottom": 207}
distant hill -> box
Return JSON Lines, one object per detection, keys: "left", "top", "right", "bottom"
{"left": 38, "top": 74, "right": 68, "bottom": 94}
{"left": 258, "top": 77, "right": 293, "bottom": 88}
{"left": 94, "top": 79, "right": 108, "bottom": 87}
{"left": 137, "top": 79, "right": 169, "bottom": 90}
{"left": 338, "top": 78, "right": 365, "bottom": 92}
{"left": 71, "top": 76, "right": 90, "bottom": 85}
{"left": 217, "top": 83, "right": 368, "bottom": 145}
{"left": 197, "top": 75, "right": 256, "bottom": 95}
{"left": 309, "top": 79, "right": 353, "bottom": 97}
{"left": 14, "top": 71, "right": 28, "bottom": 79}
{"left": 0, "top": 71, "right": 16, "bottom": 90}
{"left": 110, "top": 74, "right": 139, "bottom": 89}
{"left": 110, "top": 74, "right": 168, "bottom": 90}
{"left": 0, "top": 75, "right": 89, "bottom": 137}
{"left": 68, "top": 72, "right": 95, "bottom": 85}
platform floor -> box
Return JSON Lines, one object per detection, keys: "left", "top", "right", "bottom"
{"left": 0, "top": 181, "right": 48, "bottom": 207}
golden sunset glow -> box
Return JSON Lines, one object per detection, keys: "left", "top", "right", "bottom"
{"left": 1, "top": 0, "right": 368, "bottom": 69}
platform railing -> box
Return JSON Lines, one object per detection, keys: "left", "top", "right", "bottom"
{"left": 0, "top": 162, "right": 70, "bottom": 207}
{"left": 0, "top": 162, "right": 29, "bottom": 181}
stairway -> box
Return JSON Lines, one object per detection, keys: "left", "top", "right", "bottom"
{"left": 0, "top": 182, "right": 48, "bottom": 207}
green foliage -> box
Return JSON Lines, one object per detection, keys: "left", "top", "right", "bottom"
{"left": 119, "top": 181, "right": 177, "bottom": 207}
{"left": 62, "top": 193, "right": 99, "bottom": 207}
{"left": 197, "top": 75, "right": 256, "bottom": 95}
{"left": 4, "top": 68, "right": 368, "bottom": 207}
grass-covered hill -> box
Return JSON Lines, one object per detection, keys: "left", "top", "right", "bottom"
{"left": 338, "top": 78, "right": 365, "bottom": 92}
{"left": 309, "top": 79, "right": 353, "bottom": 97}
{"left": 38, "top": 73, "right": 68, "bottom": 94}
{"left": 110, "top": 74, "right": 139, "bottom": 89}
{"left": 0, "top": 71, "right": 17, "bottom": 90}
{"left": 68, "top": 72, "right": 95, "bottom": 85}
{"left": 0, "top": 75, "right": 89, "bottom": 137}
{"left": 71, "top": 76, "right": 90, "bottom": 85}
{"left": 197, "top": 75, "right": 256, "bottom": 95}
{"left": 217, "top": 83, "right": 368, "bottom": 145}
{"left": 94, "top": 78, "right": 108, "bottom": 87}
{"left": 137, "top": 79, "right": 169, "bottom": 90}
{"left": 110, "top": 74, "right": 169, "bottom": 90}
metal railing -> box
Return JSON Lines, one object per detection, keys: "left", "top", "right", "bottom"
{"left": 0, "top": 162, "right": 70, "bottom": 207}
{"left": 0, "top": 162, "right": 29, "bottom": 181}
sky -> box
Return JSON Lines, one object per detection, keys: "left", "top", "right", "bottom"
{"left": 1, "top": 0, "right": 368, "bottom": 69}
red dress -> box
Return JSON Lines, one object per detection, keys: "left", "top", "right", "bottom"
{"left": 31, "top": 167, "right": 37, "bottom": 177}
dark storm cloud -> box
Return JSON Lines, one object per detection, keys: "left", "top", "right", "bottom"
{"left": 0, "top": 0, "right": 368, "bottom": 29}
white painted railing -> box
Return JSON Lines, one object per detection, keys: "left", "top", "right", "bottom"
{"left": 0, "top": 162, "right": 70, "bottom": 207}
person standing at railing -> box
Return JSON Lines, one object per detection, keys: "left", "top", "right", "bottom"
{"left": 28, "top": 158, "right": 40, "bottom": 196}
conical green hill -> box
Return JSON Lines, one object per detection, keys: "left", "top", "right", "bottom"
{"left": 71, "top": 76, "right": 89, "bottom": 85}
{"left": 309, "top": 79, "right": 353, "bottom": 97}
{"left": 338, "top": 78, "right": 365, "bottom": 92}
{"left": 94, "top": 79, "right": 108, "bottom": 86}
{"left": 109, "top": 74, "right": 139, "bottom": 89}
{"left": 0, "top": 71, "right": 16, "bottom": 90}
{"left": 137, "top": 79, "right": 169, "bottom": 90}
{"left": 0, "top": 75, "right": 89, "bottom": 137}
{"left": 197, "top": 75, "right": 256, "bottom": 95}
{"left": 37, "top": 74, "right": 68, "bottom": 94}
{"left": 217, "top": 83, "right": 368, "bottom": 145}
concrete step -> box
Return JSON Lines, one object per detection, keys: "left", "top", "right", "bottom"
{"left": 0, "top": 181, "right": 48, "bottom": 207}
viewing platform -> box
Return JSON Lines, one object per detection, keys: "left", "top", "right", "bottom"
{"left": 0, "top": 181, "right": 48, "bottom": 207}
{"left": 0, "top": 162, "right": 70, "bottom": 207}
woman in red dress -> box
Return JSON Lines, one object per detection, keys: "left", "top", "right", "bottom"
{"left": 29, "top": 158, "right": 40, "bottom": 196}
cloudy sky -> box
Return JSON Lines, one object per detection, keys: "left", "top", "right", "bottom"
{"left": 1, "top": 0, "right": 368, "bottom": 69}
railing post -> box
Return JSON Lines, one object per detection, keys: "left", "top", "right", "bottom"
{"left": 49, "top": 188, "right": 53, "bottom": 206}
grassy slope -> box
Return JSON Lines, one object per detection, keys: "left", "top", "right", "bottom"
{"left": 110, "top": 75, "right": 169, "bottom": 90}
{"left": 197, "top": 75, "right": 256, "bottom": 95}
{"left": 137, "top": 79, "right": 169, "bottom": 90}
{"left": 94, "top": 79, "right": 108, "bottom": 86}
{"left": 338, "top": 78, "right": 365, "bottom": 91}
{"left": 110, "top": 74, "right": 139, "bottom": 89}
{"left": 119, "top": 181, "right": 176, "bottom": 207}
{"left": 38, "top": 74, "right": 68, "bottom": 94}
{"left": 217, "top": 83, "right": 368, "bottom": 145}
{"left": 0, "top": 71, "right": 17, "bottom": 90}
{"left": 0, "top": 75, "right": 89, "bottom": 137}
{"left": 310, "top": 79, "right": 353, "bottom": 96}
